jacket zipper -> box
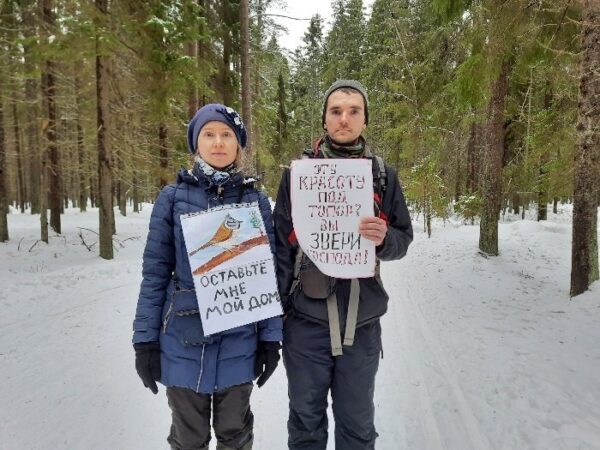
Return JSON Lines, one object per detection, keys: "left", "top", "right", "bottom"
{"left": 162, "top": 301, "right": 173, "bottom": 334}
{"left": 195, "top": 343, "right": 206, "bottom": 393}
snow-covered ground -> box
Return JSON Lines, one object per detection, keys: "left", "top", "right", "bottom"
{"left": 1, "top": 204, "right": 599, "bottom": 450}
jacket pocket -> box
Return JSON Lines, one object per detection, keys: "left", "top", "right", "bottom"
{"left": 171, "top": 313, "right": 206, "bottom": 346}
{"left": 163, "top": 287, "right": 211, "bottom": 346}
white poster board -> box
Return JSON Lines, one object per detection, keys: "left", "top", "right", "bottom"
{"left": 290, "top": 159, "right": 375, "bottom": 278}
{"left": 180, "top": 203, "right": 281, "bottom": 335}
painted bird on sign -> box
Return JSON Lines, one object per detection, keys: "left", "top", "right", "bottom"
{"left": 189, "top": 213, "right": 243, "bottom": 257}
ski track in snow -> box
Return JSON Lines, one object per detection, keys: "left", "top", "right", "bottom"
{"left": 402, "top": 273, "right": 492, "bottom": 450}
{"left": 378, "top": 242, "right": 492, "bottom": 450}
{"left": 1, "top": 206, "right": 600, "bottom": 449}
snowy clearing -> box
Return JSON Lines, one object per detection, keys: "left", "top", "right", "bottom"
{"left": 1, "top": 204, "right": 599, "bottom": 450}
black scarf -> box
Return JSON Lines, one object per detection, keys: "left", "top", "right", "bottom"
{"left": 318, "top": 135, "right": 366, "bottom": 159}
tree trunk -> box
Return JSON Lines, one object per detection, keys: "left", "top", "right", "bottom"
{"left": 426, "top": 206, "right": 432, "bottom": 238}
{"left": 0, "top": 94, "right": 8, "bottom": 242}
{"left": 466, "top": 122, "right": 482, "bottom": 193}
{"left": 117, "top": 143, "right": 126, "bottom": 216}
{"left": 39, "top": 112, "right": 49, "bottom": 243}
{"left": 74, "top": 75, "right": 87, "bottom": 212}
{"left": 276, "top": 71, "right": 287, "bottom": 160}
{"left": 553, "top": 197, "right": 559, "bottom": 214}
{"left": 221, "top": 1, "right": 233, "bottom": 105}
{"left": 45, "top": 61, "right": 60, "bottom": 233}
{"left": 571, "top": 0, "right": 600, "bottom": 296}
{"left": 132, "top": 168, "right": 139, "bottom": 213}
{"left": 112, "top": 108, "right": 125, "bottom": 217}
{"left": 39, "top": 4, "right": 50, "bottom": 243}
{"left": 96, "top": 0, "right": 114, "bottom": 260}
{"left": 197, "top": 0, "right": 207, "bottom": 107}
{"left": 187, "top": 40, "right": 198, "bottom": 119}
{"left": 60, "top": 117, "right": 68, "bottom": 212}
{"left": 537, "top": 187, "right": 547, "bottom": 221}
{"left": 12, "top": 97, "right": 25, "bottom": 213}
{"left": 159, "top": 122, "right": 168, "bottom": 188}
{"left": 511, "top": 192, "right": 519, "bottom": 215}
{"left": 454, "top": 131, "right": 463, "bottom": 202}
{"left": 240, "top": 0, "right": 252, "bottom": 156}
{"left": 42, "top": 0, "right": 61, "bottom": 233}
{"left": 538, "top": 82, "right": 552, "bottom": 222}
{"left": 89, "top": 171, "right": 97, "bottom": 208}
{"left": 118, "top": 183, "right": 126, "bottom": 216}
{"left": 23, "top": 2, "right": 41, "bottom": 214}
{"left": 479, "top": 59, "right": 512, "bottom": 255}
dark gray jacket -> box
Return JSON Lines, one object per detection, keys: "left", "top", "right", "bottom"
{"left": 273, "top": 152, "right": 413, "bottom": 329}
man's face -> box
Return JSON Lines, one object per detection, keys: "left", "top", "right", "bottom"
{"left": 324, "top": 90, "right": 366, "bottom": 144}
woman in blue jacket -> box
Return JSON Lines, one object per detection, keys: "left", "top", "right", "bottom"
{"left": 133, "top": 104, "right": 283, "bottom": 450}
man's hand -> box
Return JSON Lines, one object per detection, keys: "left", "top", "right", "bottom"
{"left": 358, "top": 216, "right": 387, "bottom": 246}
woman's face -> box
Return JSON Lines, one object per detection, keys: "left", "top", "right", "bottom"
{"left": 196, "top": 121, "right": 239, "bottom": 169}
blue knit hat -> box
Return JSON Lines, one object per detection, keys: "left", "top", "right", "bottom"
{"left": 187, "top": 104, "right": 247, "bottom": 154}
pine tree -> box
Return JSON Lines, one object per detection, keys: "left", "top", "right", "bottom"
{"left": 96, "top": 0, "right": 114, "bottom": 259}
{"left": 0, "top": 90, "right": 8, "bottom": 242}
{"left": 364, "top": 0, "right": 459, "bottom": 234}
{"left": 73, "top": 73, "right": 87, "bottom": 212}
{"left": 240, "top": 0, "right": 252, "bottom": 156}
{"left": 41, "top": 0, "right": 61, "bottom": 234}
{"left": 290, "top": 14, "right": 325, "bottom": 147}
{"left": 323, "top": 0, "right": 365, "bottom": 84}
{"left": 276, "top": 70, "right": 288, "bottom": 156}
{"left": 21, "top": 0, "right": 42, "bottom": 214}
{"left": 479, "top": 59, "right": 512, "bottom": 255}
{"left": 571, "top": 0, "right": 600, "bottom": 296}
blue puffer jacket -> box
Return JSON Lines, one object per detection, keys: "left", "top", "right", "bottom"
{"left": 133, "top": 167, "right": 283, "bottom": 394}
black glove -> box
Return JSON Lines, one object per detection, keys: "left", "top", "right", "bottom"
{"left": 254, "top": 341, "right": 281, "bottom": 388}
{"left": 134, "top": 342, "right": 161, "bottom": 394}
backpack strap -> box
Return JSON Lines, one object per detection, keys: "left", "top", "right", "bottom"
{"left": 326, "top": 293, "right": 344, "bottom": 356}
{"left": 343, "top": 279, "right": 360, "bottom": 347}
{"left": 372, "top": 155, "right": 388, "bottom": 222}
{"left": 289, "top": 246, "right": 303, "bottom": 296}
{"left": 374, "top": 155, "right": 387, "bottom": 193}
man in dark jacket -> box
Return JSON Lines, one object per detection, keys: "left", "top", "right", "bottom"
{"left": 274, "top": 80, "right": 413, "bottom": 450}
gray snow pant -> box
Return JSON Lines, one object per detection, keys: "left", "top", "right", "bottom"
{"left": 166, "top": 383, "right": 254, "bottom": 450}
{"left": 283, "top": 314, "right": 382, "bottom": 450}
